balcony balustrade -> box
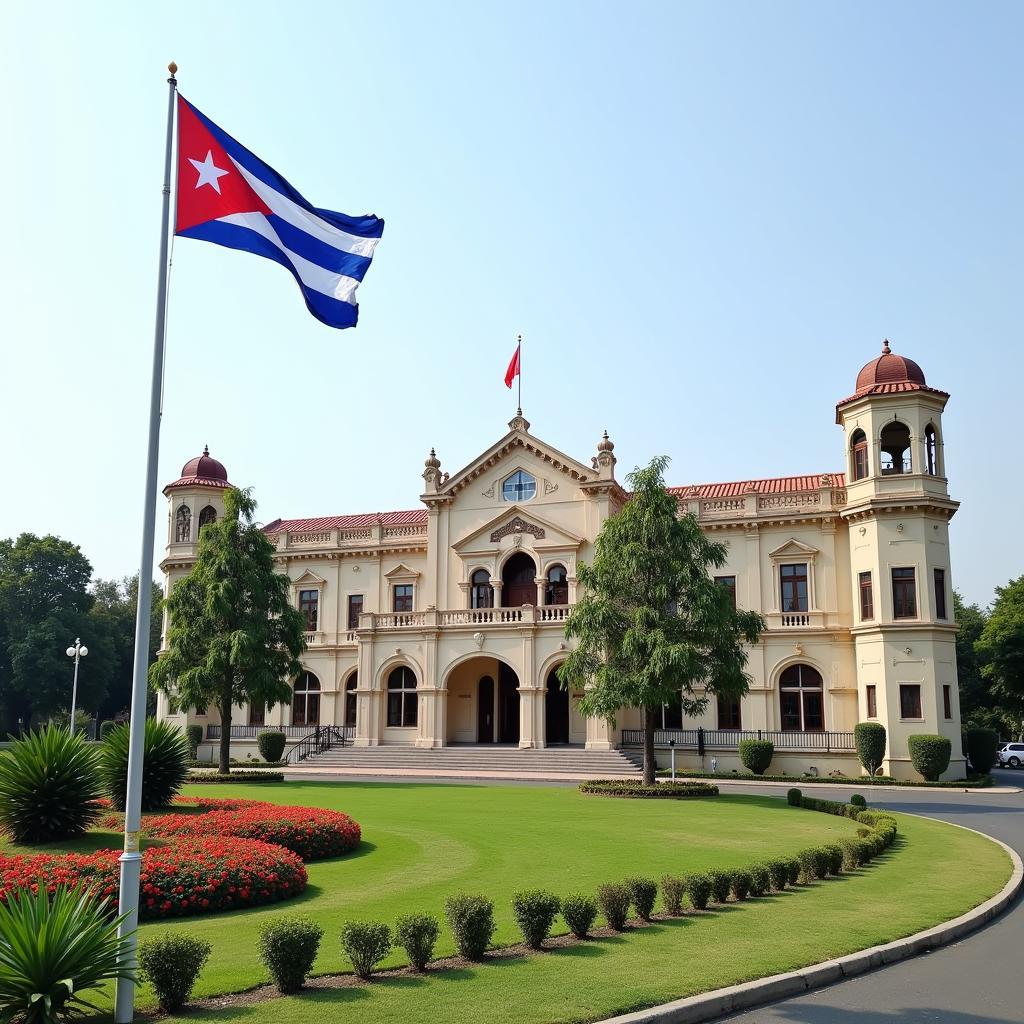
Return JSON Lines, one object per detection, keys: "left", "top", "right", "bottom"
{"left": 620, "top": 727, "right": 855, "bottom": 752}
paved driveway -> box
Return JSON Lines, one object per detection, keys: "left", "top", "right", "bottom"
{"left": 716, "top": 768, "right": 1023, "bottom": 1024}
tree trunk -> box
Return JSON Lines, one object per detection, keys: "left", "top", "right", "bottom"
{"left": 218, "top": 696, "right": 232, "bottom": 774}
{"left": 643, "top": 705, "right": 657, "bottom": 785}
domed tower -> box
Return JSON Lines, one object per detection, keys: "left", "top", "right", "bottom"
{"left": 836, "top": 344, "right": 963, "bottom": 779}
{"left": 162, "top": 445, "right": 232, "bottom": 554}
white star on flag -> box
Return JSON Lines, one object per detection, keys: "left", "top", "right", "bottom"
{"left": 188, "top": 150, "right": 230, "bottom": 194}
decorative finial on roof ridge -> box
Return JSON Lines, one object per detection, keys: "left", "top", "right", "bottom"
{"left": 882, "top": 338, "right": 891, "bottom": 355}
{"left": 202, "top": 444, "right": 210, "bottom": 456}
{"left": 597, "top": 430, "right": 614, "bottom": 453}
{"left": 424, "top": 447, "right": 441, "bottom": 469}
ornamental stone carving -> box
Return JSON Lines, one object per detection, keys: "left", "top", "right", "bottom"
{"left": 490, "top": 516, "right": 546, "bottom": 543}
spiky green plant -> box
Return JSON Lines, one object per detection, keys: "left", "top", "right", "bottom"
{"left": 0, "top": 727, "right": 103, "bottom": 843}
{"left": 0, "top": 885, "right": 135, "bottom": 1024}
{"left": 100, "top": 719, "right": 189, "bottom": 811}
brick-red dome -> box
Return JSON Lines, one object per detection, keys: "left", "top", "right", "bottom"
{"left": 855, "top": 340, "right": 926, "bottom": 391}
{"left": 163, "top": 446, "right": 231, "bottom": 493}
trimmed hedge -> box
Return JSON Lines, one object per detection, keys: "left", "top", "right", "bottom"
{"left": 511, "top": 890, "right": 561, "bottom": 949}
{"left": 787, "top": 787, "right": 802, "bottom": 807}
{"left": 578, "top": 779, "right": 718, "bottom": 799}
{"left": 138, "top": 934, "right": 211, "bottom": 1011}
{"left": 596, "top": 883, "right": 631, "bottom": 931}
{"left": 738, "top": 739, "right": 774, "bottom": 775}
{"left": 340, "top": 920, "right": 392, "bottom": 979}
{"left": 854, "top": 722, "right": 887, "bottom": 777}
{"left": 394, "top": 913, "right": 439, "bottom": 971}
{"left": 908, "top": 734, "right": 952, "bottom": 782}
{"left": 561, "top": 894, "right": 598, "bottom": 938}
{"left": 625, "top": 877, "right": 657, "bottom": 922}
{"left": 186, "top": 724, "right": 203, "bottom": 759}
{"left": 257, "top": 915, "right": 323, "bottom": 993}
{"left": 187, "top": 771, "right": 285, "bottom": 783}
{"left": 707, "top": 870, "right": 732, "bottom": 904}
{"left": 730, "top": 869, "right": 752, "bottom": 901}
{"left": 657, "top": 768, "right": 989, "bottom": 788}
{"left": 661, "top": 875, "right": 686, "bottom": 916}
{"left": 258, "top": 731, "right": 287, "bottom": 763}
{"left": 965, "top": 728, "right": 999, "bottom": 775}
{"left": 444, "top": 893, "right": 496, "bottom": 960}
{"left": 685, "top": 874, "right": 712, "bottom": 910}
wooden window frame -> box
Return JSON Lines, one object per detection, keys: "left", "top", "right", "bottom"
{"left": 859, "top": 571, "right": 874, "bottom": 620}
{"left": 715, "top": 575, "right": 737, "bottom": 610}
{"left": 779, "top": 664, "right": 824, "bottom": 732}
{"left": 298, "top": 589, "right": 319, "bottom": 632}
{"left": 392, "top": 584, "right": 414, "bottom": 613}
{"left": 892, "top": 567, "right": 917, "bottom": 620}
{"left": 717, "top": 694, "right": 742, "bottom": 730}
{"left": 865, "top": 684, "right": 877, "bottom": 719}
{"left": 899, "top": 683, "right": 922, "bottom": 720}
{"left": 386, "top": 666, "right": 418, "bottom": 728}
{"left": 347, "top": 594, "right": 364, "bottom": 630}
{"left": 943, "top": 684, "right": 952, "bottom": 720}
{"left": 780, "top": 563, "right": 809, "bottom": 614}
{"left": 934, "top": 568, "right": 947, "bottom": 620}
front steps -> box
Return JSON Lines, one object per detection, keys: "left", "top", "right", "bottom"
{"left": 289, "top": 743, "right": 645, "bottom": 780}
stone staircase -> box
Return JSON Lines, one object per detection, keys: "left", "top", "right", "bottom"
{"left": 289, "top": 743, "right": 645, "bottom": 780}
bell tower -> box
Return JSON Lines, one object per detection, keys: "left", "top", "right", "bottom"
{"left": 837, "top": 342, "right": 964, "bottom": 780}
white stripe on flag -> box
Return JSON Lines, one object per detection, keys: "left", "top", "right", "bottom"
{"left": 230, "top": 158, "right": 381, "bottom": 259}
{"left": 219, "top": 212, "right": 361, "bottom": 304}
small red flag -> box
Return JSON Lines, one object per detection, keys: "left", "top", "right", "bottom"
{"left": 504, "top": 342, "right": 521, "bottom": 389}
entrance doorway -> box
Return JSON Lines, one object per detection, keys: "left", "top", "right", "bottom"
{"left": 545, "top": 669, "right": 569, "bottom": 744}
{"left": 502, "top": 552, "right": 537, "bottom": 607}
{"left": 477, "top": 676, "right": 494, "bottom": 743}
{"left": 498, "top": 663, "right": 520, "bottom": 743}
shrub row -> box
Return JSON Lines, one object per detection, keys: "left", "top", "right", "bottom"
{"left": 578, "top": 779, "right": 719, "bottom": 799}
{"left": 187, "top": 770, "right": 286, "bottom": 783}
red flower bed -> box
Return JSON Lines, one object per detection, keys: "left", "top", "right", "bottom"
{"left": 141, "top": 804, "right": 360, "bottom": 860}
{"left": 0, "top": 836, "right": 306, "bottom": 919}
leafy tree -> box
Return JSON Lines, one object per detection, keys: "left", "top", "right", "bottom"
{"left": 0, "top": 534, "right": 113, "bottom": 730}
{"left": 977, "top": 576, "right": 1024, "bottom": 741}
{"left": 560, "top": 456, "right": 765, "bottom": 784}
{"left": 151, "top": 488, "right": 306, "bottom": 772}
{"left": 953, "top": 591, "right": 995, "bottom": 728}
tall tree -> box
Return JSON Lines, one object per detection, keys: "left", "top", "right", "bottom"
{"left": 0, "top": 534, "right": 113, "bottom": 730}
{"left": 952, "top": 591, "right": 995, "bottom": 729}
{"left": 976, "top": 576, "right": 1024, "bottom": 741}
{"left": 560, "top": 456, "right": 765, "bottom": 784}
{"left": 151, "top": 488, "right": 306, "bottom": 771}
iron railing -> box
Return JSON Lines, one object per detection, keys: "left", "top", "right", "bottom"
{"left": 206, "top": 724, "right": 316, "bottom": 739}
{"left": 620, "top": 727, "right": 856, "bottom": 753}
{"left": 286, "top": 725, "right": 352, "bottom": 763}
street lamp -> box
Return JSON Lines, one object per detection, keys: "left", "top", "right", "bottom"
{"left": 65, "top": 638, "right": 88, "bottom": 736}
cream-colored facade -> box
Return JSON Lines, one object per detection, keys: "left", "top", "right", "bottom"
{"left": 157, "top": 344, "right": 966, "bottom": 780}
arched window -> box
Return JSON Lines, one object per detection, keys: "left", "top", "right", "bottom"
{"left": 292, "top": 671, "right": 321, "bottom": 727}
{"left": 924, "top": 424, "right": 939, "bottom": 476}
{"left": 175, "top": 504, "right": 192, "bottom": 543}
{"left": 198, "top": 505, "right": 217, "bottom": 531}
{"left": 502, "top": 552, "right": 537, "bottom": 607}
{"left": 850, "top": 429, "right": 869, "bottom": 481}
{"left": 545, "top": 565, "right": 568, "bottom": 605}
{"left": 779, "top": 664, "right": 824, "bottom": 732}
{"left": 879, "top": 421, "right": 912, "bottom": 475}
{"left": 387, "top": 666, "right": 418, "bottom": 727}
{"left": 345, "top": 673, "right": 358, "bottom": 728}
{"left": 470, "top": 569, "right": 493, "bottom": 609}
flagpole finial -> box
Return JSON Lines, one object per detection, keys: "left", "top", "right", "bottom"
{"left": 168, "top": 61, "right": 178, "bottom": 79}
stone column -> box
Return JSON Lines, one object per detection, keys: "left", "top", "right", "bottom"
{"left": 585, "top": 713, "right": 613, "bottom": 751}
{"left": 354, "top": 636, "right": 379, "bottom": 746}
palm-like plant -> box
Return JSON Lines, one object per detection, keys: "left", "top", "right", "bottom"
{"left": 100, "top": 719, "right": 190, "bottom": 811}
{"left": 0, "top": 885, "right": 135, "bottom": 1024}
{"left": 0, "top": 727, "right": 103, "bottom": 843}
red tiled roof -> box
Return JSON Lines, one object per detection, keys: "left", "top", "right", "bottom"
{"left": 163, "top": 474, "right": 233, "bottom": 492}
{"left": 263, "top": 509, "right": 428, "bottom": 534}
{"left": 836, "top": 380, "right": 949, "bottom": 408}
{"left": 666, "top": 473, "right": 846, "bottom": 499}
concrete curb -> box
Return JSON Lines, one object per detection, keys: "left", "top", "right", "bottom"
{"left": 668, "top": 775, "right": 1021, "bottom": 795}
{"left": 598, "top": 818, "right": 1023, "bottom": 1024}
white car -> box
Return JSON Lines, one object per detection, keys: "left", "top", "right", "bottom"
{"left": 997, "top": 742, "right": 1024, "bottom": 768}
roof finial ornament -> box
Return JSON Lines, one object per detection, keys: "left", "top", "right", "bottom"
{"left": 424, "top": 447, "right": 441, "bottom": 469}
{"left": 597, "top": 430, "right": 614, "bottom": 453}
{"left": 203, "top": 444, "right": 210, "bottom": 456}
{"left": 882, "top": 338, "right": 891, "bottom": 355}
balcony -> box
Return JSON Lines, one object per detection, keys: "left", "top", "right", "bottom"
{"left": 620, "top": 727, "right": 856, "bottom": 752}
{"left": 362, "top": 605, "right": 573, "bottom": 631}
{"left": 267, "top": 522, "right": 428, "bottom": 551}
{"left": 303, "top": 630, "right": 358, "bottom": 647}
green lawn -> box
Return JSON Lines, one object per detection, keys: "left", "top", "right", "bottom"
{"left": 3, "top": 781, "right": 1012, "bottom": 1023}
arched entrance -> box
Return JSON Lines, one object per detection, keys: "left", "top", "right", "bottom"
{"left": 444, "top": 656, "right": 520, "bottom": 745}
{"left": 545, "top": 668, "right": 569, "bottom": 744}
{"left": 502, "top": 552, "right": 537, "bottom": 607}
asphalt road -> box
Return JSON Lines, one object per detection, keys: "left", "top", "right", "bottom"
{"left": 715, "top": 768, "right": 1023, "bottom": 1024}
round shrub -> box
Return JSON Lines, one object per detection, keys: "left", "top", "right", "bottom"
{"left": 138, "top": 933, "right": 211, "bottom": 1011}
{"left": 625, "top": 877, "right": 657, "bottom": 922}
{"left": 137, "top": 802, "right": 361, "bottom": 860}
{"left": 850, "top": 793, "right": 867, "bottom": 808}
{"left": 561, "top": 894, "right": 598, "bottom": 938}
{"left": 854, "top": 722, "right": 887, "bottom": 777}
{"left": 394, "top": 913, "right": 439, "bottom": 971}
{"left": 797, "top": 848, "right": 820, "bottom": 883}
{"left": 749, "top": 863, "right": 771, "bottom": 897}
{"left": 707, "top": 869, "right": 732, "bottom": 904}
{"left": 767, "top": 858, "right": 790, "bottom": 890}
{"left": 738, "top": 738, "right": 774, "bottom": 775}
{"left": 853, "top": 837, "right": 876, "bottom": 864}
{"left": 99, "top": 720, "right": 116, "bottom": 740}
{"left": 786, "top": 858, "right": 801, "bottom": 886}
{"left": 0, "top": 727, "right": 103, "bottom": 843}
{"left": 257, "top": 915, "right": 323, "bottom": 994}
{"left": 444, "top": 893, "right": 496, "bottom": 960}
{"left": 257, "top": 731, "right": 287, "bottom": 763}
{"left": 0, "top": 884, "right": 133, "bottom": 1024}
{"left": 661, "top": 875, "right": 686, "bottom": 916}
{"left": 813, "top": 847, "right": 834, "bottom": 878}
{"left": 730, "top": 869, "right": 752, "bottom": 901}
{"left": 511, "top": 890, "right": 561, "bottom": 949}
{"left": 101, "top": 719, "right": 189, "bottom": 811}
{"left": 596, "top": 883, "right": 631, "bottom": 931}
{"left": 686, "top": 873, "right": 712, "bottom": 911}
{"left": 340, "top": 920, "right": 391, "bottom": 979}
{"left": 966, "top": 728, "right": 999, "bottom": 775}
{"left": 908, "top": 734, "right": 952, "bottom": 782}
{"left": 786, "top": 787, "right": 802, "bottom": 807}
{"left": 824, "top": 844, "right": 845, "bottom": 876}
{"left": 186, "top": 724, "right": 203, "bottom": 758}
{"left": 840, "top": 840, "right": 864, "bottom": 871}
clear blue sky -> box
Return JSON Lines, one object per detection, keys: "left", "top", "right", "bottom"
{"left": 2, "top": 1, "right": 1020, "bottom": 606}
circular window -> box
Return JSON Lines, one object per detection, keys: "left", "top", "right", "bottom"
{"left": 502, "top": 470, "right": 537, "bottom": 502}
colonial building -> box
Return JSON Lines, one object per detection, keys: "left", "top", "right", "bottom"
{"left": 157, "top": 343, "right": 965, "bottom": 779}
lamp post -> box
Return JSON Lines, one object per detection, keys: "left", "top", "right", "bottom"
{"left": 65, "top": 638, "right": 88, "bottom": 736}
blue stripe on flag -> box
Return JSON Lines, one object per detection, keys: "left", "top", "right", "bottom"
{"left": 267, "top": 215, "right": 372, "bottom": 281}
{"left": 179, "top": 96, "right": 384, "bottom": 240}
{"left": 179, "top": 219, "right": 360, "bottom": 329}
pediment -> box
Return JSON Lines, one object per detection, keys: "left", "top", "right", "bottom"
{"left": 452, "top": 506, "right": 584, "bottom": 554}
{"left": 292, "top": 569, "right": 327, "bottom": 587}
{"left": 768, "top": 538, "right": 819, "bottom": 560}
{"left": 384, "top": 562, "right": 421, "bottom": 580}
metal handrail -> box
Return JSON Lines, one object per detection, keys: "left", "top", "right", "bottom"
{"left": 620, "top": 726, "right": 856, "bottom": 753}
{"left": 286, "top": 725, "right": 351, "bottom": 763}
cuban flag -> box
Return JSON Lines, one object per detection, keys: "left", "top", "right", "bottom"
{"left": 174, "top": 95, "right": 383, "bottom": 329}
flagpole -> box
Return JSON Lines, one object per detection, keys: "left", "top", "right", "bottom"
{"left": 113, "top": 61, "right": 178, "bottom": 1024}
{"left": 517, "top": 333, "right": 522, "bottom": 413}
